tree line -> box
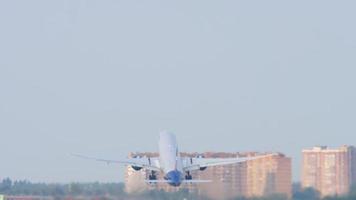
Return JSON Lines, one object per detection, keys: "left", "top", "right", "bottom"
{"left": 1, "top": 178, "right": 356, "bottom": 200}
{"left": 0, "top": 178, "right": 125, "bottom": 197}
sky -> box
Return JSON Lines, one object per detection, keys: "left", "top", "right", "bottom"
{"left": 0, "top": 0, "right": 356, "bottom": 183}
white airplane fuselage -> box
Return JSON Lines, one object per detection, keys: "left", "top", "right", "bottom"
{"left": 158, "top": 132, "right": 184, "bottom": 186}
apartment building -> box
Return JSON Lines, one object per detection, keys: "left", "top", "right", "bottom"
{"left": 302, "top": 145, "right": 356, "bottom": 197}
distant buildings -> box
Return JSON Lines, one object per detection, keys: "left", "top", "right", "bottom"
{"left": 243, "top": 152, "right": 291, "bottom": 198}
{"left": 124, "top": 152, "right": 292, "bottom": 199}
{"left": 301, "top": 145, "right": 356, "bottom": 197}
{"left": 125, "top": 145, "right": 356, "bottom": 198}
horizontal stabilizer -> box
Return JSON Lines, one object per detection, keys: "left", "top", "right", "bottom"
{"left": 182, "top": 180, "right": 211, "bottom": 183}
{"left": 145, "top": 180, "right": 172, "bottom": 183}
{"left": 145, "top": 180, "right": 211, "bottom": 184}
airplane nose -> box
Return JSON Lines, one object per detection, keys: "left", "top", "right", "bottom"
{"left": 166, "top": 170, "right": 182, "bottom": 187}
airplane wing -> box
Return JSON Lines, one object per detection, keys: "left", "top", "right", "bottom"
{"left": 183, "top": 153, "right": 278, "bottom": 171}
{"left": 72, "top": 154, "right": 161, "bottom": 171}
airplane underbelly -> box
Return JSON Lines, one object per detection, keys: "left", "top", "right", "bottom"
{"left": 161, "top": 157, "right": 177, "bottom": 172}
{"left": 160, "top": 155, "right": 183, "bottom": 173}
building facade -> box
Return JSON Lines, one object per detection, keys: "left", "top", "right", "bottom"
{"left": 125, "top": 152, "right": 292, "bottom": 199}
{"left": 302, "top": 145, "right": 356, "bottom": 197}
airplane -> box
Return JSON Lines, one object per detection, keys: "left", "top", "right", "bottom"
{"left": 74, "top": 131, "right": 276, "bottom": 187}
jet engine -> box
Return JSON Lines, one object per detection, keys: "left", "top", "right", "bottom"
{"left": 131, "top": 155, "right": 143, "bottom": 171}
{"left": 199, "top": 167, "right": 207, "bottom": 171}
{"left": 197, "top": 154, "right": 207, "bottom": 171}
{"left": 131, "top": 166, "right": 143, "bottom": 171}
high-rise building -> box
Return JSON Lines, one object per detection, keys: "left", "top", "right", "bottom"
{"left": 245, "top": 152, "right": 291, "bottom": 198}
{"left": 351, "top": 147, "right": 356, "bottom": 185}
{"left": 124, "top": 152, "right": 292, "bottom": 199}
{"left": 302, "top": 145, "right": 356, "bottom": 197}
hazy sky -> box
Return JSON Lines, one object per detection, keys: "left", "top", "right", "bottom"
{"left": 1, "top": 0, "right": 356, "bottom": 183}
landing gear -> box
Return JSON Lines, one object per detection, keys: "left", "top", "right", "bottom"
{"left": 185, "top": 171, "right": 192, "bottom": 180}
{"left": 149, "top": 171, "right": 157, "bottom": 180}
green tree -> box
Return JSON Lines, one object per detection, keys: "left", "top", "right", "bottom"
{"left": 293, "top": 187, "right": 320, "bottom": 200}
{"left": 0, "top": 178, "right": 13, "bottom": 193}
